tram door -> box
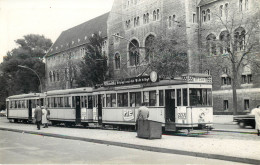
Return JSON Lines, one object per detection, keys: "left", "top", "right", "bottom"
{"left": 75, "top": 96, "right": 81, "bottom": 124}
{"left": 28, "top": 100, "right": 32, "bottom": 121}
{"left": 165, "top": 89, "right": 175, "bottom": 122}
{"left": 97, "top": 94, "right": 102, "bottom": 125}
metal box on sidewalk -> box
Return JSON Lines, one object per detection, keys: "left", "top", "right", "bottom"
{"left": 137, "top": 120, "right": 162, "bottom": 139}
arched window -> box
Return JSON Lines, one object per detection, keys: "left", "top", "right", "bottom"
{"left": 153, "top": 10, "right": 156, "bottom": 21}
{"left": 157, "top": 9, "right": 160, "bottom": 20}
{"left": 145, "top": 35, "right": 155, "bottom": 62}
{"left": 202, "top": 10, "right": 206, "bottom": 22}
{"left": 220, "top": 5, "right": 223, "bottom": 17}
{"left": 219, "top": 30, "right": 230, "bottom": 55}
{"left": 129, "top": 39, "right": 140, "bottom": 66}
{"left": 49, "top": 71, "right": 52, "bottom": 82}
{"left": 146, "top": 13, "right": 149, "bottom": 23}
{"left": 115, "top": 53, "right": 120, "bottom": 69}
{"left": 143, "top": 14, "right": 146, "bottom": 24}
{"left": 234, "top": 27, "right": 246, "bottom": 51}
{"left": 225, "top": 3, "right": 229, "bottom": 17}
{"left": 207, "top": 9, "right": 211, "bottom": 21}
{"left": 239, "top": 0, "right": 243, "bottom": 11}
{"left": 245, "top": 0, "right": 249, "bottom": 10}
{"left": 137, "top": 16, "right": 139, "bottom": 26}
{"left": 206, "top": 34, "right": 217, "bottom": 56}
{"left": 168, "top": 16, "right": 172, "bottom": 27}
{"left": 53, "top": 71, "right": 56, "bottom": 82}
{"left": 56, "top": 71, "right": 60, "bottom": 81}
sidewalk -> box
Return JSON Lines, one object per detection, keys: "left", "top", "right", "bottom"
{"left": 0, "top": 118, "right": 259, "bottom": 164}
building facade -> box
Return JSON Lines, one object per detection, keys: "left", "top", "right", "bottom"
{"left": 45, "top": 0, "right": 260, "bottom": 114}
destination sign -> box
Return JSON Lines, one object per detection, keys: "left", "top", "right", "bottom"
{"left": 103, "top": 76, "right": 158, "bottom": 87}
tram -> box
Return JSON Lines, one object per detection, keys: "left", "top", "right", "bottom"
{"left": 45, "top": 87, "right": 93, "bottom": 127}
{"left": 6, "top": 73, "right": 213, "bottom": 131}
{"left": 93, "top": 73, "right": 213, "bottom": 131}
{"left": 6, "top": 93, "right": 43, "bottom": 123}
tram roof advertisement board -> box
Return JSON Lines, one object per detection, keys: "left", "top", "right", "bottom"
{"left": 103, "top": 71, "right": 159, "bottom": 87}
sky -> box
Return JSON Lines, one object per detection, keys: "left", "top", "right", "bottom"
{"left": 0, "top": 0, "right": 114, "bottom": 63}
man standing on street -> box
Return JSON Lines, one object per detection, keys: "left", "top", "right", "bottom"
{"left": 136, "top": 102, "right": 149, "bottom": 130}
{"left": 34, "top": 105, "right": 42, "bottom": 130}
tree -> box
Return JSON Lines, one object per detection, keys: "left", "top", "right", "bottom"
{"left": 201, "top": 9, "right": 260, "bottom": 114}
{"left": 0, "top": 34, "right": 52, "bottom": 96}
{"left": 77, "top": 33, "right": 109, "bottom": 87}
{"left": 143, "top": 33, "right": 189, "bottom": 79}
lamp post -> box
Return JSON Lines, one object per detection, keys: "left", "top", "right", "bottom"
{"left": 18, "top": 65, "right": 43, "bottom": 93}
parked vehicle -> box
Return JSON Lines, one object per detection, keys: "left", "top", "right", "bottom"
{"left": 0, "top": 110, "right": 6, "bottom": 117}
{"left": 233, "top": 115, "right": 255, "bottom": 128}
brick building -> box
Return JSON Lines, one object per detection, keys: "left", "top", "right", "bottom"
{"left": 45, "top": 0, "right": 260, "bottom": 114}
{"left": 45, "top": 13, "right": 109, "bottom": 91}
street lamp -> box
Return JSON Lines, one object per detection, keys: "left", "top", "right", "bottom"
{"left": 18, "top": 65, "right": 43, "bottom": 93}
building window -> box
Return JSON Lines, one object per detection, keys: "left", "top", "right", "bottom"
{"left": 206, "top": 34, "right": 217, "bottom": 56}
{"left": 168, "top": 16, "right": 172, "bottom": 27}
{"left": 245, "top": 0, "right": 249, "bottom": 10}
{"left": 207, "top": 9, "right": 211, "bottom": 21}
{"left": 134, "top": 16, "right": 139, "bottom": 27}
{"left": 115, "top": 53, "right": 120, "bottom": 69}
{"left": 126, "top": 20, "right": 131, "bottom": 28}
{"left": 234, "top": 27, "right": 246, "bottom": 51}
{"left": 192, "top": 14, "right": 196, "bottom": 23}
{"left": 56, "top": 71, "right": 60, "bottom": 81}
{"left": 145, "top": 34, "right": 155, "bottom": 62}
{"left": 225, "top": 3, "right": 229, "bottom": 17}
{"left": 205, "top": 69, "right": 211, "bottom": 75}
{"left": 146, "top": 13, "right": 149, "bottom": 23}
{"left": 129, "top": 39, "right": 139, "bottom": 66}
{"left": 153, "top": 10, "right": 157, "bottom": 21}
{"left": 157, "top": 9, "right": 160, "bottom": 20}
{"left": 114, "top": 33, "right": 120, "bottom": 42}
{"left": 221, "top": 77, "right": 231, "bottom": 85}
{"left": 244, "top": 99, "right": 249, "bottom": 110}
{"left": 219, "top": 30, "right": 230, "bottom": 55}
{"left": 49, "top": 71, "right": 52, "bottom": 82}
{"left": 202, "top": 10, "right": 206, "bottom": 22}
{"left": 239, "top": 0, "right": 243, "bottom": 11}
{"left": 53, "top": 71, "right": 56, "bottom": 82}
{"left": 220, "top": 5, "right": 223, "bottom": 17}
{"left": 248, "top": 74, "right": 252, "bottom": 83}
{"left": 224, "top": 100, "right": 229, "bottom": 110}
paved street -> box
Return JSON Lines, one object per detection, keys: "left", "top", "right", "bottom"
{"left": 0, "top": 130, "right": 246, "bottom": 164}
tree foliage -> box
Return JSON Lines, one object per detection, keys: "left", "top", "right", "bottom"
{"left": 148, "top": 34, "right": 189, "bottom": 79}
{"left": 0, "top": 34, "right": 52, "bottom": 109}
{"left": 77, "top": 33, "right": 109, "bottom": 87}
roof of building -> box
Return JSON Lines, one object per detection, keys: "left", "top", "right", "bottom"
{"left": 198, "top": 0, "right": 219, "bottom": 6}
{"left": 46, "top": 12, "right": 109, "bottom": 57}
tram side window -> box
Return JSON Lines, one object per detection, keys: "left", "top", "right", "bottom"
{"left": 81, "top": 96, "right": 85, "bottom": 108}
{"left": 25, "top": 100, "right": 27, "bottom": 108}
{"left": 59, "top": 97, "right": 64, "bottom": 107}
{"left": 47, "top": 98, "right": 50, "bottom": 108}
{"left": 143, "top": 91, "right": 156, "bottom": 106}
{"left": 159, "top": 90, "right": 164, "bottom": 106}
{"left": 117, "top": 93, "right": 128, "bottom": 107}
{"left": 50, "top": 98, "right": 54, "bottom": 108}
{"left": 177, "top": 89, "right": 181, "bottom": 106}
{"left": 32, "top": 100, "right": 36, "bottom": 108}
{"left": 183, "top": 89, "right": 188, "bottom": 106}
{"left": 84, "top": 96, "right": 88, "bottom": 108}
{"left": 189, "top": 88, "right": 212, "bottom": 106}
{"left": 88, "top": 96, "right": 93, "bottom": 109}
{"left": 106, "top": 94, "right": 116, "bottom": 107}
{"left": 64, "top": 97, "right": 70, "bottom": 107}
{"left": 130, "top": 92, "right": 141, "bottom": 107}
{"left": 72, "top": 96, "right": 75, "bottom": 108}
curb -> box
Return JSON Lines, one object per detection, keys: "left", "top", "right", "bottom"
{"left": 211, "top": 129, "right": 257, "bottom": 134}
{"left": 0, "top": 127, "right": 259, "bottom": 164}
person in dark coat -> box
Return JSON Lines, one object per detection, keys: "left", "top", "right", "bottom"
{"left": 34, "top": 105, "right": 42, "bottom": 130}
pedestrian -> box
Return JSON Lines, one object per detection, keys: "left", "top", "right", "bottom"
{"left": 251, "top": 105, "right": 260, "bottom": 136}
{"left": 42, "top": 106, "right": 48, "bottom": 128}
{"left": 34, "top": 105, "right": 42, "bottom": 130}
{"left": 136, "top": 102, "right": 149, "bottom": 130}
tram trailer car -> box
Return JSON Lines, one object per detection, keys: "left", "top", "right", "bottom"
{"left": 93, "top": 73, "right": 213, "bottom": 131}
{"left": 45, "top": 87, "right": 94, "bottom": 127}
{"left": 6, "top": 93, "right": 43, "bottom": 123}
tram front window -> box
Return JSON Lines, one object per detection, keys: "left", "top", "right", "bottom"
{"left": 189, "top": 88, "right": 212, "bottom": 106}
